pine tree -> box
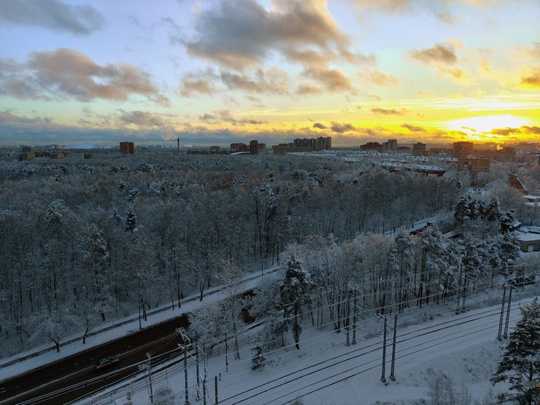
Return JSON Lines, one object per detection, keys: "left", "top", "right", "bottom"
{"left": 280, "top": 256, "right": 314, "bottom": 350}
{"left": 491, "top": 298, "right": 540, "bottom": 405}
{"left": 125, "top": 210, "right": 137, "bottom": 232}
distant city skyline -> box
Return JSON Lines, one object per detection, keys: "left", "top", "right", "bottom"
{"left": 0, "top": 0, "right": 539, "bottom": 147}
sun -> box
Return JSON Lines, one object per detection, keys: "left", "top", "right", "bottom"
{"left": 446, "top": 114, "right": 529, "bottom": 134}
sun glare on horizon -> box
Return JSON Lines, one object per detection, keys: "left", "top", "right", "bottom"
{"left": 446, "top": 114, "right": 529, "bottom": 135}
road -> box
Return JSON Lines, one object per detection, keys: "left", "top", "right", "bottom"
{"left": 0, "top": 314, "right": 189, "bottom": 405}
{"left": 0, "top": 267, "right": 270, "bottom": 405}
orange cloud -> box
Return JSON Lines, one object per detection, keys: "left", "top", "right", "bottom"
{"left": 401, "top": 123, "right": 426, "bottom": 132}
{"left": 296, "top": 83, "right": 321, "bottom": 95}
{"left": 411, "top": 43, "right": 457, "bottom": 65}
{"left": 519, "top": 66, "right": 540, "bottom": 88}
{"left": 359, "top": 69, "right": 398, "bottom": 87}
{"left": 371, "top": 108, "right": 405, "bottom": 115}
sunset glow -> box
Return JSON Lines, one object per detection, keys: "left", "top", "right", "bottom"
{"left": 0, "top": 0, "right": 539, "bottom": 147}
{"left": 447, "top": 114, "right": 531, "bottom": 134}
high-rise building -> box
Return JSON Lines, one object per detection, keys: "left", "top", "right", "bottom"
{"left": 413, "top": 142, "right": 427, "bottom": 156}
{"left": 457, "top": 157, "right": 490, "bottom": 174}
{"left": 385, "top": 139, "right": 398, "bottom": 150}
{"left": 250, "top": 140, "right": 259, "bottom": 155}
{"left": 293, "top": 137, "right": 331, "bottom": 151}
{"left": 120, "top": 142, "right": 135, "bottom": 154}
{"left": 453, "top": 141, "right": 473, "bottom": 157}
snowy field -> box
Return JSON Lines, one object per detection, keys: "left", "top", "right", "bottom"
{"left": 1, "top": 268, "right": 538, "bottom": 405}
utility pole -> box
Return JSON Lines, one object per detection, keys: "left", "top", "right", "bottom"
{"left": 199, "top": 345, "right": 208, "bottom": 405}
{"left": 389, "top": 314, "right": 398, "bottom": 382}
{"left": 225, "top": 333, "right": 229, "bottom": 372}
{"left": 352, "top": 290, "right": 357, "bottom": 345}
{"left": 196, "top": 344, "right": 200, "bottom": 401}
{"left": 345, "top": 290, "right": 351, "bottom": 346}
{"left": 138, "top": 292, "right": 142, "bottom": 330}
{"left": 497, "top": 286, "right": 506, "bottom": 340}
{"left": 381, "top": 315, "right": 387, "bottom": 383}
{"left": 195, "top": 344, "right": 208, "bottom": 404}
{"left": 455, "top": 267, "right": 463, "bottom": 315}
{"left": 215, "top": 375, "right": 219, "bottom": 405}
{"left": 178, "top": 329, "right": 191, "bottom": 405}
{"left": 461, "top": 273, "right": 468, "bottom": 312}
{"left": 146, "top": 353, "right": 153, "bottom": 404}
{"left": 184, "top": 349, "right": 189, "bottom": 405}
{"left": 503, "top": 286, "right": 513, "bottom": 339}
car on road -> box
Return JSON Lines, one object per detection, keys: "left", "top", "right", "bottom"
{"left": 95, "top": 356, "right": 120, "bottom": 371}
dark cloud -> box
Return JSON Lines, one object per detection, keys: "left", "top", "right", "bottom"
{"left": 180, "top": 77, "right": 218, "bottom": 96}
{"left": 182, "top": 0, "right": 362, "bottom": 71}
{"left": 330, "top": 122, "right": 358, "bottom": 133}
{"left": 0, "top": 49, "right": 169, "bottom": 105}
{"left": 490, "top": 126, "right": 540, "bottom": 136}
{"left": 220, "top": 68, "right": 289, "bottom": 94}
{"left": 198, "top": 110, "right": 267, "bottom": 126}
{"left": 180, "top": 67, "right": 290, "bottom": 96}
{"left": 118, "top": 111, "right": 164, "bottom": 128}
{"left": 490, "top": 127, "right": 519, "bottom": 136}
{"left": 401, "top": 123, "right": 426, "bottom": 132}
{"left": 313, "top": 122, "right": 327, "bottom": 129}
{"left": 371, "top": 108, "right": 405, "bottom": 115}
{"left": 0, "top": 110, "right": 50, "bottom": 125}
{"left": 0, "top": 0, "right": 104, "bottom": 35}
{"left": 411, "top": 43, "right": 457, "bottom": 65}
{"left": 521, "top": 125, "right": 540, "bottom": 134}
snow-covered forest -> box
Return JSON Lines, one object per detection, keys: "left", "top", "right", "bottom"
{"left": 0, "top": 150, "right": 538, "bottom": 359}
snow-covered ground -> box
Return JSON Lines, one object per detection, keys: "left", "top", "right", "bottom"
{"left": 79, "top": 286, "right": 538, "bottom": 405}
{"left": 2, "top": 268, "right": 538, "bottom": 405}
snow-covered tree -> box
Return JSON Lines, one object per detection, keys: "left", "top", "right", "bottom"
{"left": 187, "top": 303, "right": 223, "bottom": 353}
{"left": 249, "top": 275, "right": 285, "bottom": 349}
{"left": 491, "top": 298, "right": 540, "bottom": 405}
{"left": 218, "top": 257, "right": 245, "bottom": 360}
{"left": 280, "top": 255, "right": 314, "bottom": 349}
{"left": 27, "top": 306, "right": 80, "bottom": 352}
{"left": 251, "top": 345, "right": 266, "bottom": 370}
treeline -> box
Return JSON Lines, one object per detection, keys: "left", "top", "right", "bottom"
{"left": 192, "top": 204, "right": 522, "bottom": 354}
{"left": 0, "top": 152, "right": 458, "bottom": 356}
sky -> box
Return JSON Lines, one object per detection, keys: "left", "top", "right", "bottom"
{"left": 0, "top": 0, "right": 539, "bottom": 148}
